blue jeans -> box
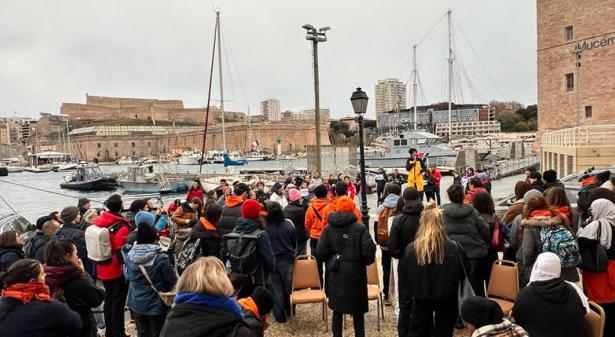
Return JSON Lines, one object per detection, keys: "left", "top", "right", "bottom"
{"left": 268, "top": 261, "right": 293, "bottom": 322}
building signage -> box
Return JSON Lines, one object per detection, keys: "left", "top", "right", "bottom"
{"left": 575, "top": 34, "right": 615, "bottom": 53}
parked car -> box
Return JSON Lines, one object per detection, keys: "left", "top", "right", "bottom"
{"left": 0, "top": 211, "right": 37, "bottom": 243}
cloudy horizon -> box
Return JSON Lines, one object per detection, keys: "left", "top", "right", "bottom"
{"left": 0, "top": 0, "right": 537, "bottom": 120}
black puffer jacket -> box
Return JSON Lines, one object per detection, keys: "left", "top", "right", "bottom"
{"left": 0, "top": 297, "right": 82, "bottom": 337}
{"left": 160, "top": 302, "right": 256, "bottom": 337}
{"left": 388, "top": 201, "right": 424, "bottom": 259}
{"left": 219, "top": 199, "right": 244, "bottom": 236}
{"left": 284, "top": 201, "right": 308, "bottom": 244}
{"left": 316, "top": 211, "right": 376, "bottom": 315}
{"left": 28, "top": 232, "right": 52, "bottom": 263}
{"left": 0, "top": 247, "right": 25, "bottom": 272}
{"left": 442, "top": 203, "right": 490, "bottom": 259}
{"left": 192, "top": 219, "right": 223, "bottom": 259}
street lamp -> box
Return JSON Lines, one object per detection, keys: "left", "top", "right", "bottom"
{"left": 350, "top": 87, "right": 370, "bottom": 225}
{"left": 302, "top": 24, "right": 330, "bottom": 174}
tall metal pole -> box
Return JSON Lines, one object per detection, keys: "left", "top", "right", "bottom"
{"left": 198, "top": 15, "right": 219, "bottom": 175}
{"left": 358, "top": 115, "right": 369, "bottom": 225}
{"left": 312, "top": 39, "right": 322, "bottom": 173}
{"left": 216, "top": 10, "right": 227, "bottom": 152}
{"left": 447, "top": 9, "right": 453, "bottom": 141}
{"left": 412, "top": 44, "right": 418, "bottom": 131}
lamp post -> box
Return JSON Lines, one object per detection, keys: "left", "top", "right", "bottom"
{"left": 350, "top": 87, "right": 370, "bottom": 225}
{"left": 302, "top": 24, "right": 330, "bottom": 174}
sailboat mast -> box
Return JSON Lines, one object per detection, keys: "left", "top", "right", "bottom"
{"left": 412, "top": 44, "right": 418, "bottom": 131}
{"left": 447, "top": 9, "right": 453, "bottom": 142}
{"left": 216, "top": 10, "right": 227, "bottom": 152}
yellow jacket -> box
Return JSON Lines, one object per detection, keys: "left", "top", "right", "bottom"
{"left": 405, "top": 158, "right": 424, "bottom": 191}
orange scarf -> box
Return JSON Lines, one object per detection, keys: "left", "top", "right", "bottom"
{"left": 199, "top": 218, "right": 217, "bottom": 231}
{"left": 554, "top": 206, "right": 571, "bottom": 217}
{"left": 530, "top": 209, "right": 553, "bottom": 217}
{"left": 238, "top": 296, "right": 260, "bottom": 318}
{"left": 2, "top": 282, "right": 51, "bottom": 304}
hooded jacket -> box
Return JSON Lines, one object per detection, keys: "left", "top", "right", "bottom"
{"left": 94, "top": 211, "right": 131, "bottom": 280}
{"left": 219, "top": 196, "right": 244, "bottom": 236}
{"left": 233, "top": 218, "right": 275, "bottom": 277}
{"left": 0, "top": 297, "right": 82, "bottom": 337}
{"left": 192, "top": 218, "right": 223, "bottom": 259}
{"left": 389, "top": 201, "right": 424, "bottom": 259}
{"left": 513, "top": 279, "right": 589, "bottom": 337}
{"left": 123, "top": 244, "right": 177, "bottom": 315}
{"left": 320, "top": 196, "right": 363, "bottom": 229}
{"left": 265, "top": 218, "right": 296, "bottom": 264}
{"left": 284, "top": 201, "right": 308, "bottom": 244}
{"left": 171, "top": 203, "right": 197, "bottom": 229}
{"left": 316, "top": 210, "right": 376, "bottom": 315}
{"left": 521, "top": 213, "right": 579, "bottom": 282}
{"left": 44, "top": 264, "right": 105, "bottom": 337}
{"left": 0, "top": 247, "right": 25, "bottom": 272}
{"left": 160, "top": 302, "right": 256, "bottom": 337}
{"left": 376, "top": 193, "right": 400, "bottom": 215}
{"left": 304, "top": 198, "right": 330, "bottom": 239}
{"left": 442, "top": 203, "right": 490, "bottom": 259}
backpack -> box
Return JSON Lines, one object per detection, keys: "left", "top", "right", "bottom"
{"left": 85, "top": 222, "right": 126, "bottom": 264}
{"left": 540, "top": 225, "right": 581, "bottom": 268}
{"left": 222, "top": 230, "right": 265, "bottom": 284}
{"left": 176, "top": 236, "right": 202, "bottom": 275}
{"left": 376, "top": 208, "right": 394, "bottom": 246}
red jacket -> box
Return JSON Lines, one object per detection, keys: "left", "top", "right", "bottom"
{"left": 95, "top": 211, "right": 131, "bottom": 280}
{"left": 347, "top": 183, "right": 356, "bottom": 200}
{"left": 463, "top": 187, "right": 488, "bottom": 204}
{"left": 186, "top": 187, "right": 204, "bottom": 203}
{"left": 431, "top": 169, "right": 442, "bottom": 188}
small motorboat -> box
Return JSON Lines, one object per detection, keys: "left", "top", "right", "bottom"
{"left": 23, "top": 165, "right": 53, "bottom": 173}
{"left": 60, "top": 165, "right": 118, "bottom": 191}
{"left": 119, "top": 165, "right": 176, "bottom": 194}
{"left": 244, "top": 151, "right": 272, "bottom": 161}
{"left": 178, "top": 148, "right": 203, "bottom": 165}
{"left": 53, "top": 163, "right": 78, "bottom": 172}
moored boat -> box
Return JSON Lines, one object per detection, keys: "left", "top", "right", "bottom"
{"left": 119, "top": 165, "right": 177, "bottom": 194}
{"left": 60, "top": 165, "right": 118, "bottom": 191}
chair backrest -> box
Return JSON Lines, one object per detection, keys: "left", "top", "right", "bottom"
{"left": 586, "top": 301, "right": 605, "bottom": 337}
{"left": 292, "top": 255, "right": 322, "bottom": 290}
{"left": 486, "top": 260, "right": 519, "bottom": 301}
{"left": 366, "top": 263, "right": 379, "bottom": 286}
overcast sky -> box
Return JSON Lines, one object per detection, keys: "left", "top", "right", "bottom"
{"left": 0, "top": 0, "right": 536, "bottom": 120}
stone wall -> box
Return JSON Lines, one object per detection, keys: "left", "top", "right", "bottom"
{"left": 536, "top": 0, "right": 615, "bottom": 147}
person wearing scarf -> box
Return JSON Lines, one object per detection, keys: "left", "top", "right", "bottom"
{"left": 520, "top": 195, "right": 579, "bottom": 283}
{"left": 461, "top": 296, "right": 529, "bottom": 337}
{"left": 44, "top": 239, "right": 105, "bottom": 337}
{"left": 0, "top": 258, "right": 82, "bottom": 337}
{"left": 578, "top": 198, "right": 615, "bottom": 336}
{"left": 512, "top": 252, "right": 590, "bottom": 337}
{"left": 160, "top": 256, "right": 257, "bottom": 337}
{"left": 237, "top": 286, "right": 274, "bottom": 337}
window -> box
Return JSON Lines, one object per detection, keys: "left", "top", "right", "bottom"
{"left": 132, "top": 151, "right": 136, "bottom": 156}
{"left": 114, "top": 143, "right": 118, "bottom": 147}
{"left": 147, "top": 142, "right": 151, "bottom": 146}
{"left": 97, "top": 143, "right": 101, "bottom": 148}
{"left": 96, "top": 152, "right": 100, "bottom": 158}
{"left": 115, "top": 152, "right": 118, "bottom": 157}
{"left": 393, "top": 140, "right": 400, "bottom": 146}
{"left": 400, "top": 139, "right": 408, "bottom": 146}
{"left": 585, "top": 105, "right": 593, "bottom": 118}
{"left": 566, "top": 73, "right": 574, "bottom": 91}
{"left": 131, "top": 142, "right": 135, "bottom": 147}
{"left": 565, "top": 25, "right": 573, "bottom": 41}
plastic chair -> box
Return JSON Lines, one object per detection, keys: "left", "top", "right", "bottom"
{"left": 366, "top": 262, "right": 385, "bottom": 331}
{"left": 290, "top": 255, "right": 328, "bottom": 332}
{"left": 486, "top": 260, "right": 519, "bottom": 316}
{"left": 586, "top": 301, "right": 605, "bottom": 337}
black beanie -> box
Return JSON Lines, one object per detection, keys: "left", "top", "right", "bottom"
{"left": 460, "top": 296, "right": 503, "bottom": 328}
{"left": 251, "top": 286, "right": 274, "bottom": 315}
{"left": 136, "top": 223, "right": 157, "bottom": 244}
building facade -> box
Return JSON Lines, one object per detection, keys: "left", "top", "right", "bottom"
{"left": 375, "top": 78, "right": 406, "bottom": 128}
{"left": 434, "top": 120, "right": 501, "bottom": 138}
{"left": 538, "top": 0, "right": 615, "bottom": 175}
{"left": 379, "top": 103, "right": 489, "bottom": 132}
{"left": 260, "top": 99, "right": 281, "bottom": 121}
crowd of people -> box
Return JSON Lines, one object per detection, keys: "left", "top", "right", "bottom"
{"left": 1, "top": 149, "right": 615, "bottom": 337}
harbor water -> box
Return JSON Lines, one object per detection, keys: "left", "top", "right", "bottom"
{"left": 0, "top": 159, "right": 524, "bottom": 222}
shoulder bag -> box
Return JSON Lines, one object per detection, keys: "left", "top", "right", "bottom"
{"left": 453, "top": 241, "right": 475, "bottom": 314}
{"left": 139, "top": 265, "right": 176, "bottom": 307}
{"left": 327, "top": 233, "right": 348, "bottom": 272}
{"left": 578, "top": 220, "right": 609, "bottom": 273}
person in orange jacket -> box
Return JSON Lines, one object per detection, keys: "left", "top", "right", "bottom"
{"left": 321, "top": 182, "right": 363, "bottom": 230}
{"left": 304, "top": 185, "right": 331, "bottom": 284}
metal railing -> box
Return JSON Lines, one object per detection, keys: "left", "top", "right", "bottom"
{"left": 542, "top": 125, "right": 615, "bottom": 147}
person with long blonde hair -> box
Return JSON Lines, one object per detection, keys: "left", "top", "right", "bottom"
{"left": 160, "top": 257, "right": 257, "bottom": 337}
{"left": 398, "top": 203, "right": 470, "bottom": 337}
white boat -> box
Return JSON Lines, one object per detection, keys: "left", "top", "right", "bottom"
{"left": 54, "top": 163, "right": 78, "bottom": 172}
{"left": 119, "top": 165, "right": 175, "bottom": 194}
{"left": 244, "top": 151, "right": 272, "bottom": 161}
{"left": 203, "top": 150, "right": 225, "bottom": 164}
{"left": 178, "top": 148, "right": 203, "bottom": 165}
{"left": 23, "top": 165, "right": 54, "bottom": 173}
{"left": 117, "top": 157, "right": 139, "bottom": 165}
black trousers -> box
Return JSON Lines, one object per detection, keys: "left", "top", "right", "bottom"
{"left": 603, "top": 301, "right": 615, "bottom": 337}
{"left": 310, "top": 238, "right": 324, "bottom": 286}
{"left": 434, "top": 186, "right": 441, "bottom": 205}
{"left": 332, "top": 311, "right": 364, "bottom": 337}
{"left": 398, "top": 299, "right": 413, "bottom": 337}
{"left": 102, "top": 276, "right": 129, "bottom": 337}
{"left": 134, "top": 313, "right": 166, "bottom": 337}
{"left": 381, "top": 249, "right": 391, "bottom": 299}
{"left": 376, "top": 187, "right": 385, "bottom": 205}
{"left": 409, "top": 297, "right": 458, "bottom": 337}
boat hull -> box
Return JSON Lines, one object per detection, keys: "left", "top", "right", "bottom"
{"left": 60, "top": 177, "right": 118, "bottom": 191}
{"left": 178, "top": 158, "right": 200, "bottom": 165}
{"left": 120, "top": 181, "right": 171, "bottom": 194}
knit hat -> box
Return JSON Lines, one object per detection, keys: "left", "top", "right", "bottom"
{"left": 241, "top": 199, "right": 261, "bottom": 220}
{"left": 523, "top": 189, "right": 543, "bottom": 203}
{"left": 60, "top": 206, "right": 79, "bottom": 224}
{"left": 135, "top": 211, "right": 156, "bottom": 226}
{"left": 460, "top": 296, "right": 503, "bottom": 328}
{"left": 251, "top": 286, "right": 274, "bottom": 316}
{"left": 78, "top": 197, "right": 91, "bottom": 208}
{"left": 136, "top": 222, "right": 158, "bottom": 244}
{"left": 288, "top": 188, "right": 301, "bottom": 202}
{"left": 336, "top": 196, "right": 355, "bottom": 212}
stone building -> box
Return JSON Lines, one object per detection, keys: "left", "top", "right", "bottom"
{"left": 538, "top": 0, "right": 615, "bottom": 175}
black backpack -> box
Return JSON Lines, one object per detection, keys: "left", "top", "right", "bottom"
{"left": 222, "top": 230, "right": 265, "bottom": 284}
{"left": 176, "top": 237, "right": 202, "bottom": 275}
